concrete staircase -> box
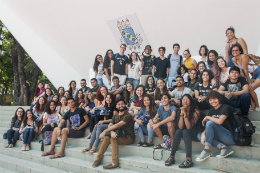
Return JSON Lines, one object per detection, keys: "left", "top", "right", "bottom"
{"left": 0, "top": 106, "right": 259, "bottom": 173}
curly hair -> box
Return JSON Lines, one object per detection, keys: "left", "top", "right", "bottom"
{"left": 95, "top": 86, "right": 108, "bottom": 101}
{"left": 229, "top": 43, "right": 244, "bottom": 55}
{"left": 177, "top": 64, "right": 188, "bottom": 75}
{"left": 188, "top": 69, "right": 199, "bottom": 81}
{"left": 206, "top": 90, "right": 222, "bottom": 103}
{"left": 44, "top": 100, "right": 56, "bottom": 114}
{"left": 196, "top": 61, "right": 207, "bottom": 74}
{"left": 35, "top": 96, "right": 47, "bottom": 112}
{"left": 93, "top": 54, "right": 103, "bottom": 72}
{"left": 199, "top": 45, "right": 209, "bottom": 56}
{"left": 226, "top": 26, "right": 236, "bottom": 43}
{"left": 199, "top": 69, "right": 214, "bottom": 84}
{"left": 207, "top": 50, "right": 218, "bottom": 66}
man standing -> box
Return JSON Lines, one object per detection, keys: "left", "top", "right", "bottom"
{"left": 141, "top": 45, "right": 154, "bottom": 85}
{"left": 153, "top": 47, "right": 169, "bottom": 84}
{"left": 79, "top": 79, "right": 90, "bottom": 95}
{"left": 170, "top": 76, "right": 192, "bottom": 107}
{"left": 168, "top": 43, "right": 183, "bottom": 89}
{"left": 111, "top": 44, "right": 128, "bottom": 85}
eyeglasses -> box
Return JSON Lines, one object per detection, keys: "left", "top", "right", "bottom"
{"left": 182, "top": 99, "right": 190, "bottom": 102}
{"left": 120, "top": 47, "right": 126, "bottom": 50}
{"left": 117, "top": 103, "right": 125, "bottom": 106}
{"left": 148, "top": 79, "right": 153, "bottom": 81}
{"left": 108, "top": 53, "right": 113, "bottom": 54}
{"left": 232, "top": 50, "right": 239, "bottom": 52}
{"left": 199, "top": 65, "right": 205, "bottom": 68}
{"left": 17, "top": 111, "right": 23, "bottom": 113}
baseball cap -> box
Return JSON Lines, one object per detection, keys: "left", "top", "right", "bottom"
{"left": 145, "top": 45, "right": 152, "bottom": 49}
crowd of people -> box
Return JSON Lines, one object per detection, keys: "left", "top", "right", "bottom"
{"left": 3, "top": 26, "right": 260, "bottom": 169}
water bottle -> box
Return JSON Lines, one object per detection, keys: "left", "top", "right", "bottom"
{"left": 234, "top": 127, "right": 239, "bottom": 142}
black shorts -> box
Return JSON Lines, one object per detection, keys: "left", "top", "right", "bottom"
{"left": 160, "top": 125, "right": 169, "bottom": 136}
{"left": 68, "top": 128, "right": 85, "bottom": 138}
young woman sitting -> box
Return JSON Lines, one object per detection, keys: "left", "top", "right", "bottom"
{"left": 177, "top": 65, "right": 189, "bottom": 86}
{"left": 52, "top": 94, "right": 60, "bottom": 108}
{"left": 44, "top": 88, "right": 54, "bottom": 102}
{"left": 57, "top": 86, "right": 65, "bottom": 98}
{"left": 165, "top": 94, "right": 201, "bottom": 168}
{"left": 32, "top": 96, "right": 47, "bottom": 124}
{"left": 82, "top": 93, "right": 117, "bottom": 154}
{"left": 56, "top": 96, "right": 70, "bottom": 128}
{"left": 154, "top": 78, "right": 168, "bottom": 106}
{"left": 196, "top": 91, "right": 235, "bottom": 162}
{"left": 124, "top": 81, "right": 135, "bottom": 107}
{"left": 144, "top": 75, "right": 156, "bottom": 96}
{"left": 75, "top": 90, "right": 85, "bottom": 108}
{"left": 41, "top": 101, "right": 59, "bottom": 135}
{"left": 187, "top": 69, "right": 199, "bottom": 97}
{"left": 64, "top": 90, "right": 72, "bottom": 98}
{"left": 213, "top": 56, "right": 231, "bottom": 84}
{"left": 129, "top": 85, "right": 145, "bottom": 118}
{"left": 4, "top": 107, "right": 25, "bottom": 148}
{"left": 19, "top": 110, "right": 38, "bottom": 151}
{"left": 134, "top": 94, "right": 158, "bottom": 147}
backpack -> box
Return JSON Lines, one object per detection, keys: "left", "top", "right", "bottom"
{"left": 39, "top": 131, "right": 53, "bottom": 151}
{"left": 167, "top": 54, "right": 183, "bottom": 67}
{"left": 115, "top": 53, "right": 128, "bottom": 61}
{"left": 232, "top": 108, "right": 255, "bottom": 146}
{"left": 246, "top": 54, "right": 260, "bottom": 66}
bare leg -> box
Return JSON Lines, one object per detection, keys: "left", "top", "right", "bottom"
{"left": 47, "top": 127, "right": 59, "bottom": 154}
{"left": 167, "top": 122, "right": 175, "bottom": 145}
{"left": 250, "top": 80, "right": 260, "bottom": 107}
{"left": 153, "top": 127, "right": 163, "bottom": 143}
{"left": 56, "top": 128, "right": 69, "bottom": 156}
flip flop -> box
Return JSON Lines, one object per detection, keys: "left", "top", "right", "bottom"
{"left": 41, "top": 152, "right": 55, "bottom": 156}
{"left": 142, "top": 142, "right": 154, "bottom": 147}
{"left": 81, "top": 148, "right": 90, "bottom": 153}
{"left": 87, "top": 150, "right": 98, "bottom": 154}
{"left": 49, "top": 154, "right": 65, "bottom": 159}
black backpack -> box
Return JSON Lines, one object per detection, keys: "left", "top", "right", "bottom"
{"left": 167, "top": 54, "right": 182, "bottom": 67}
{"left": 232, "top": 108, "right": 255, "bottom": 146}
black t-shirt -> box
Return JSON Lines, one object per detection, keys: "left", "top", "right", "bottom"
{"left": 103, "top": 61, "right": 111, "bottom": 76}
{"left": 153, "top": 57, "right": 170, "bottom": 78}
{"left": 208, "top": 104, "right": 233, "bottom": 132}
{"left": 221, "top": 77, "right": 248, "bottom": 100}
{"left": 145, "top": 86, "right": 156, "bottom": 94}
{"left": 111, "top": 53, "right": 128, "bottom": 75}
{"left": 187, "top": 79, "right": 200, "bottom": 91}
{"left": 194, "top": 83, "right": 217, "bottom": 96}
{"left": 103, "top": 106, "right": 116, "bottom": 120}
{"left": 90, "top": 86, "right": 99, "bottom": 93}
{"left": 79, "top": 87, "right": 91, "bottom": 94}
{"left": 142, "top": 55, "right": 153, "bottom": 75}
{"left": 63, "top": 108, "right": 87, "bottom": 132}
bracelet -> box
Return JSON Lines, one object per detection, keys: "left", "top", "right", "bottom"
{"left": 180, "top": 115, "right": 184, "bottom": 118}
{"left": 184, "top": 116, "right": 188, "bottom": 118}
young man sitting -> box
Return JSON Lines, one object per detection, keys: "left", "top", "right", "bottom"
{"left": 170, "top": 76, "right": 192, "bottom": 107}
{"left": 109, "top": 76, "right": 125, "bottom": 100}
{"left": 150, "top": 93, "right": 177, "bottom": 149}
{"left": 92, "top": 98, "right": 135, "bottom": 169}
{"left": 218, "top": 66, "right": 251, "bottom": 115}
{"left": 41, "top": 97, "right": 89, "bottom": 158}
{"left": 90, "top": 78, "right": 100, "bottom": 97}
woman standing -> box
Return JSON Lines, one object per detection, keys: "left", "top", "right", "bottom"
{"left": 165, "top": 94, "right": 201, "bottom": 168}
{"left": 19, "top": 110, "right": 38, "bottom": 151}
{"left": 94, "top": 54, "right": 104, "bottom": 86}
{"left": 225, "top": 26, "right": 248, "bottom": 67}
{"left": 184, "top": 49, "right": 197, "bottom": 72}
{"left": 4, "top": 107, "right": 25, "bottom": 148}
{"left": 126, "top": 52, "right": 142, "bottom": 89}
{"left": 69, "top": 80, "right": 78, "bottom": 99}
{"left": 198, "top": 45, "right": 209, "bottom": 66}
{"left": 102, "top": 49, "right": 114, "bottom": 88}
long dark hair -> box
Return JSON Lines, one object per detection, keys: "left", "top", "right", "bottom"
{"left": 52, "top": 94, "right": 60, "bottom": 107}
{"left": 188, "top": 69, "right": 199, "bottom": 81}
{"left": 13, "top": 107, "right": 25, "bottom": 120}
{"left": 45, "top": 100, "right": 56, "bottom": 114}
{"left": 177, "top": 65, "right": 188, "bottom": 75}
{"left": 155, "top": 78, "right": 168, "bottom": 100}
{"left": 93, "top": 54, "right": 103, "bottom": 72}
{"left": 124, "top": 81, "right": 134, "bottom": 103}
{"left": 64, "top": 90, "right": 72, "bottom": 98}
{"left": 199, "top": 45, "right": 209, "bottom": 56}
{"left": 44, "top": 88, "right": 54, "bottom": 98}
{"left": 35, "top": 96, "right": 47, "bottom": 112}
{"left": 74, "top": 90, "right": 84, "bottom": 107}
{"left": 207, "top": 50, "right": 218, "bottom": 66}
{"left": 34, "top": 82, "right": 44, "bottom": 97}
{"left": 145, "top": 75, "right": 156, "bottom": 89}
{"left": 213, "top": 56, "right": 227, "bottom": 82}
{"left": 23, "top": 109, "right": 37, "bottom": 127}
{"left": 199, "top": 69, "right": 213, "bottom": 84}
{"left": 128, "top": 52, "right": 140, "bottom": 67}
{"left": 141, "top": 94, "right": 158, "bottom": 119}
{"left": 103, "top": 49, "right": 113, "bottom": 69}
{"left": 68, "top": 80, "right": 76, "bottom": 94}
{"left": 133, "top": 85, "right": 145, "bottom": 101}
{"left": 57, "top": 86, "right": 65, "bottom": 97}
{"left": 105, "top": 93, "right": 115, "bottom": 108}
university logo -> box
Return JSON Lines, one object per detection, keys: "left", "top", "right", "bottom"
{"left": 117, "top": 19, "right": 143, "bottom": 50}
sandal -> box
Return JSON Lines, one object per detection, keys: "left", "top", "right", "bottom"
{"left": 137, "top": 141, "right": 144, "bottom": 146}
{"left": 165, "top": 156, "right": 175, "bottom": 166}
{"left": 153, "top": 144, "right": 163, "bottom": 149}
{"left": 41, "top": 152, "right": 55, "bottom": 156}
{"left": 142, "top": 142, "right": 154, "bottom": 147}
{"left": 4, "top": 144, "right": 9, "bottom": 148}
{"left": 81, "top": 148, "right": 90, "bottom": 153}
{"left": 179, "top": 158, "right": 193, "bottom": 168}
{"left": 49, "top": 154, "right": 65, "bottom": 159}
{"left": 103, "top": 163, "right": 119, "bottom": 169}
{"left": 87, "top": 149, "right": 98, "bottom": 154}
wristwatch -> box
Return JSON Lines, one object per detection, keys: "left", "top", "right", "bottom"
{"left": 180, "top": 115, "right": 184, "bottom": 118}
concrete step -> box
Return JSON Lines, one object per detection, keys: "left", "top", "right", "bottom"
{"left": 0, "top": 144, "right": 142, "bottom": 173}
{"left": 252, "top": 121, "right": 260, "bottom": 132}
{"left": 1, "top": 137, "right": 259, "bottom": 173}
{"left": 0, "top": 120, "right": 11, "bottom": 128}
{"left": 0, "top": 153, "right": 73, "bottom": 173}
{"left": 0, "top": 166, "right": 17, "bottom": 173}
{"left": 0, "top": 106, "right": 30, "bottom": 111}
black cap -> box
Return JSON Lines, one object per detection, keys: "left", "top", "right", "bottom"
{"left": 145, "top": 45, "right": 152, "bottom": 49}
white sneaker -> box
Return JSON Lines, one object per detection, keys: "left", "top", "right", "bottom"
{"left": 255, "top": 107, "right": 260, "bottom": 112}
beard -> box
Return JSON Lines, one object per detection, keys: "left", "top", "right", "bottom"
{"left": 118, "top": 107, "right": 126, "bottom": 112}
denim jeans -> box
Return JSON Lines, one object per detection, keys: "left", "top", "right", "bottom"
{"left": 135, "top": 122, "right": 155, "bottom": 143}
{"left": 197, "top": 121, "right": 235, "bottom": 149}
{"left": 7, "top": 129, "right": 20, "bottom": 145}
{"left": 23, "top": 128, "right": 36, "bottom": 145}
{"left": 126, "top": 78, "right": 140, "bottom": 89}
{"left": 89, "top": 124, "right": 108, "bottom": 148}
{"left": 221, "top": 93, "right": 251, "bottom": 115}
{"left": 97, "top": 78, "right": 104, "bottom": 87}
{"left": 102, "top": 75, "right": 111, "bottom": 89}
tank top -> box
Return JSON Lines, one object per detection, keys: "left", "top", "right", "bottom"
{"left": 59, "top": 106, "right": 69, "bottom": 116}
{"left": 238, "top": 56, "right": 258, "bottom": 74}
{"left": 228, "top": 39, "right": 238, "bottom": 67}
{"left": 184, "top": 57, "right": 195, "bottom": 71}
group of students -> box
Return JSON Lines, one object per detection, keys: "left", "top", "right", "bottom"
{"left": 3, "top": 26, "right": 260, "bottom": 169}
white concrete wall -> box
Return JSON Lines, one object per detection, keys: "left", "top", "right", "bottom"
{"left": 0, "top": 0, "right": 260, "bottom": 92}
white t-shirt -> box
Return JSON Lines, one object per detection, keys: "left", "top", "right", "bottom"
{"left": 127, "top": 61, "right": 142, "bottom": 79}
{"left": 181, "top": 72, "right": 189, "bottom": 83}
{"left": 96, "top": 64, "right": 103, "bottom": 79}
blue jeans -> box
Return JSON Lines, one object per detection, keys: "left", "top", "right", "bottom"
{"left": 154, "top": 77, "right": 167, "bottom": 86}
{"left": 97, "top": 78, "right": 104, "bottom": 87}
{"left": 221, "top": 93, "right": 251, "bottom": 115}
{"left": 23, "top": 128, "right": 36, "bottom": 145}
{"left": 197, "top": 121, "right": 235, "bottom": 149}
{"left": 136, "top": 122, "right": 155, "bottom": 143}
{"left": 89, "top": 124, "right": 108, "bottom": 148}
{"left": 30, "top": 103, "right": 34, "bottom": 110}
{"left": 126, "top": 78, "right": 140, "bottom": 89}
{"left": 251, "top": 67, "right": 260, "bottom": 80}
{"left": 7, "top": 129, "right": 20, "bottom": 145}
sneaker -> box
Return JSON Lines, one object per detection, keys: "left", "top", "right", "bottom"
{"left": 216, "top": 147, "right": 234, "bottom": 158}
{"left": 196, "top": 149, "right": 213, "bottom": 162}
{"left": 255, "top": 107, "right": 260, "bottom": 112}
{"left": 249, "top": 107, "right": 255, "bottom": 111}
{"left": 92, "top": 160, "right": 101, "bottom": 168}
{"left": 103, "top": 163, "right": 119, "bottom": 169}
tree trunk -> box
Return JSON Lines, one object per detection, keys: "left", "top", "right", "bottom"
{"left": 11, "top": 42, "right": 20, "bottom": 106}
{"left": 27, "top": 65, "right": 40, "bottom": 105}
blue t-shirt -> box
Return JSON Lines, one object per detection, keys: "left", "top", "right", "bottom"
{"left": 88, "top": 102, "right": 95, "bottom": 109}
{"left": 157, "top": 105, "right": 177, "bottom": 126}
{"left": 137, "top": 106, "right": 158, "bottom": 118}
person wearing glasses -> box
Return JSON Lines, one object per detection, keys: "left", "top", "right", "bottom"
{"left": 230, "top": 43, "right": 260, "bottom": 111}
{"left": 183, "top": 49, "right": 197, "bottom": 72}
{"left": 126, "top": 52, "right": 142, "bottom": 89}
{"left": 152, "top": 47, "right": 170, "bottom": 84}
{"left": 79, "top": 79, "right": 90, "bottom": 96}
{"left": 93, "top": 54, "right": 104, "bottom": 87}
{"left": 111, "top": 44, "right": 128, "bottom": 86}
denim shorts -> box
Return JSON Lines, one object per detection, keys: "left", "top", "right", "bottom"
{"left": 251, "top": 67, "right": 260, "bottom": 80}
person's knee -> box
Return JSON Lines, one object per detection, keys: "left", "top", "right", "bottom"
{"left": 241, "top": 93, "right": 251, "bottom": 100}
{"left": 205, "top": 120, "right": 215, "bottom": 128}
{"left": 167, "top": 122, "right": 175, "bottom": 130}
{"left": 182, "top": 129, "right": 190, "bottom": 136}
{"left": 62, "top": 128, "right": 69, "bottom": 134}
